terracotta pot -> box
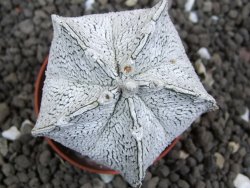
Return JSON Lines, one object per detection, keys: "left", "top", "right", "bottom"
{"left": 34, "top": 56, "right": 180, "bottom": 174}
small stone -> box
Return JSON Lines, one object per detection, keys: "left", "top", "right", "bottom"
{"left": 204, "top": 156, "right": 216, "bottom": 173}
{"left": 234, "top": 174, "right": 250, "bottom": 188}
{"left": 231, "top": 163, "right": 241, "bottom": 174}
{"left": 229, "top": 10, "right": 238, "bottom": 19}
{"left": 18, "top": 19, "right": 34, "bottom": 34}
{"left": 144, "top": 171, "right": 152, "bottom": 182}
{"left": 20, "top": 119, "right": 34, "bottom": 134}
{"left": 99, "top": 174, "right": 114, "bottom": 183}
{"left": 228, "top": 141, "right": 240, "bottom": 153}
{"left": 197, "top": 47, "right": 211, "bottom": 60}
{"left": 212, "top": 53, "right": 222, "bottom": 65}
{"left": 185, "top": 0, "right": 195, "bottom": 12}
{"left": 0, "top": 138, "right": 8, "bottom": 156}
{"left": 39, "top": 150, "right": 51, "bottom": 166}
{"left": 92, "top": 178, "right": 105, "bottom": 188}
{"left": 29, "top": 177, "right": 40, "bottom": 188}
{"left": 38, "top": 0, "right": 46, "bottom": 6}
{"left": 177, "top": 179, "right": 190, "bottom": 188}
{"left": 3, "top": 176, "right": 19, "bottom": 186}
{"left": 184, "top": 139, "right": 197, "bottom": 153}
{"left": 98, "top": 0, "right": 108, "bottom": 6}
{"left": 0, "top": 155, "right": 4, "bottom": 166}
{"left": 211, "top": 16, "right": 219, "bottom": 21}
{"left": 17, "top": 172, "right": 29, "bottom": 183}
{"left": 195, "top": 180, "right": 206, "bottom": 188}
{"left": 242, "top": 4, "right": 250, "bottom": 19}
{"left": 243, "top": 154, "right": 250, "bottom": 167}
{"left": 112, "top": 176, "right": 127, "bottom": 188}
{"left": 189, "top": 11, "right": 198, "bottom": 23}
{"left": 179, "top": 150, "right": 189, "bottom": 159}
{"left": 158, "top": 178, "right": 170, "bottom": 188}
{"left": 203, "top": 2, "right": 213, "bottom": 12}
{"left": 156, "top": 165, "right": 170, "bottom": 177}
{"left": 169, "top": 173, "right": 179, "bottom": 183}
{"left": 81, "top": 183, "right": 92, "bottom": 188}
{"left": 204, "top": 71, "right": 214, "bottom": 87}
{"left": 240, "top": 107, "right": 249, "bottom": 122}
{"left": 2, "top": 164, "right": 15, "bottom": 176}
{"left": 195, "top": 59, "right": 206, "bottom": 75}
{"left": 239, "top": 48, "right": 250, "bottom": 63}
{"left": 85, "top": 0, "right": 95, "bottom": 11}
{"left": 239, "top": 148, "right": 247, "bottom": 157}
{"left": 125, "top": 0, "right": 138, "bottom": 7}
{"left": 4, "top": 73, "right": 18, "bottom": 84}
{"left": 0, "top": 103, "right": 10, "bottom": 123}
{"left": 214, "top": 152, "right": 225, "bottom": 169}
{"left": 37, "top": 165, "right": 50, "bottom": 183}
{"left": 145, "top": 177, "right": 159, "bottom": 188}
{"left": 2, "top": 126, "right": 21, "bottom": 141}
{"left": 15, "top": 155, "right": 31, "bottom": 169}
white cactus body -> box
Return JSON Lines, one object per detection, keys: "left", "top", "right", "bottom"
{"left": 32, "top": 0, "right": 217, "bottom": 186}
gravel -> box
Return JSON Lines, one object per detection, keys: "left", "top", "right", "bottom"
{"left": 0, "top": 0, "right": 250, "bottom": 187}
{"left": 0, "top": 103, "right": 10, "bottom": 124}
{"left": 39, "top": 150, "right": 51, "bottom": 167}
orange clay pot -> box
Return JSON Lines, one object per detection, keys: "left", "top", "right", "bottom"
{"left": 34, "top": 56, "right": 180, "bottom": 174}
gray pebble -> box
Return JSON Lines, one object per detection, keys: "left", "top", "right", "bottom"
{"left": 2, "top": 163, "right": 15, "bottom": 176}
{"left": 3, "top": 176, "right": 19, "bottom": 186}
{"left": 80, "top": 183, "right": 92, "bottom": 188}
{"left": 203, "top": 1, "right": 213, "bottom": 12}
{"left": 144, "top": 177, "right": 159, "bottom": 188}
{"left": 112, "top": 176, "right": 127, "bottom": 188}
{"left": 4, "top": 73, "right": 18, "bottom": 84}
{"left": 37, "top": 165, "right": 51, "bottom": 183}
{"left": 195, "top": 180, "right": 206, "bottom": 188}
{"left": 156, "top": 165, "right": 170, "bottom": 178}
{"left": 92, "top": 178, "right": 105, "bottom": 188}
{"left": 39, "top": 150, "right": 51, "bottom": 166}
{"left": 0, "top": 138, "right": 8, "bottom": 156}
{"left": 17, "top": 172, "right": 29, "bottom": 183}
{"left": 15, "top": 155, "right": 31, "bottom": 169}
{"left": 243, "top": 154, "right": 250, "bottom": 167}
{"left": 157, "top": 178, "right": 170, "bottom": 188}
{"left": 229, "top": 10, "right": 238, "bottom": 19}
{"left": 177, "top": 179, "right": 190, "bottom": 188}
{"left": 29, "top": 177, "right": 40, "bottom": 188}
{"left": 18, "top": 19, "right": 34, "bottom": 34}
{"left": 0, "top": 103, "right": 10, "bottom": 123}
{"left": 169, "top": 173, "right": 179, "bottom": 183}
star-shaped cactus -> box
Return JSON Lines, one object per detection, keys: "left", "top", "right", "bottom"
{"left": 32, "top": 0, "right": 217, "bottom": 186}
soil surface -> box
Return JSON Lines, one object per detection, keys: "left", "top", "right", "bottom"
{"left": 0, "top": 0, "right": 250, "bottom": 188}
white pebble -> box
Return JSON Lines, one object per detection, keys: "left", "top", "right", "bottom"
{"left": 214, "top": 152, "right": 225, "bottom": 169}
{"left": 2, "top": 126, "right": 21, "bottom": 141}
{"left": 179, "top": 150, "right": 189, "bottom": 159}
{"left": 125, "top": 0, "right": 138, "bottom": 7}
{"left": 211, "top": 15, "right": 219, "bottom": 21}
{"left": 228, "top": 141, "right": 240, "bottom": 154}
{"left": 234, "top": 174, "right": 250, "bottom": 188}
{"left": 189, "top": 11, "right": 198, "bottom": 23}
{"left": 195, "top": 59, "right": 206, "bottom": 75}
{"left": 185, "top": 0, "right": 195, "bottom": 12}
{"left": 241, "top": 107, "right": 249, "bottom": 122}
{"left": 85, "top": 0, "right": 95, "bottom": 11}
{"left": 197, "top": 47, "right": 211, "bottom": 60}
{"left": 99, "top": 174, "right": 115, "bottom": 183}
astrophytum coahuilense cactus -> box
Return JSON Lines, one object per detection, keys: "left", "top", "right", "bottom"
{"left": 32, "top": 0, "right": 217, "bottom": 186}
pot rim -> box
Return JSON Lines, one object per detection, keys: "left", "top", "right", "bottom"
{"left": 34, "top": 56, "right": 180, "bottom": 174}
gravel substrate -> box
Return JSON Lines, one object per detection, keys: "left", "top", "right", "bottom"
{"left": 0, "top": 0, "right": 250, "bottom": 188}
